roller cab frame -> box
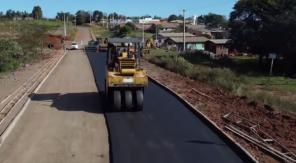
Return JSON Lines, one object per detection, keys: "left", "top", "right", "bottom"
{"left": 97, "top": 37, "right": 108, "bottom": 52}
{"left": 105, "top": 38, "right": 148, "bottom": 111}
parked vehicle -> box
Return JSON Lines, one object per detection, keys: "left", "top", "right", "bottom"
{"left": 70, "top": 42, "right": 79, "bottom": 50}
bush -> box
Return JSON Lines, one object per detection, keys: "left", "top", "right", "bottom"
{"left": 0, "top": 39, "right": 23, "bottom": 72}
{"left": 125, "top": 22, "right": 136, "bottom": 30}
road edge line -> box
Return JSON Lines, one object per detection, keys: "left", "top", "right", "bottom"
{"left": 148, "top": 76, "right": 258, "bottom": 163}
{"left": 0, "top": 51, "right": 67, "bottom": 145}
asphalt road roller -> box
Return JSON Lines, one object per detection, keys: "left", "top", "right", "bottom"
{"left": 105, "top": 38, "right": 148, "bottom": 111}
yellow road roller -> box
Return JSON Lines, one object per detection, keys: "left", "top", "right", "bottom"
{"left": 105, "top": 38, "right": 148, "bottom": 111}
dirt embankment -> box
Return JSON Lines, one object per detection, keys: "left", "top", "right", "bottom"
{"left": 142, "top": 60, "right": 296, "bottom": 163}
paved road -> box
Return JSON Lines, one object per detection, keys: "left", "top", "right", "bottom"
{"left": 0, "top": 27, "right": 109, "bottom": 163}
{"left": 86, "top": 50, "right": 252, "bottom": 163}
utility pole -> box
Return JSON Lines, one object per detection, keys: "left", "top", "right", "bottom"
{"left": 63, "top": 13, "right": 67, "bottom": 37}
{"left": 106, "top": 13, "right": 109, "bottom": 29}
{"left": 89, "top": 11, "right": 92, "bottom": 25}
{"left": 142, "top": 23, "right": 145, "bottom": 45}
{"left": 112, "top": 14, "right": 114, "bottom": 25}
{"left": 155, "top": 24, "right": 158, "bottom": 47}
{"left": 66, "top": 15, "right": 69, "bottom": 26}
{"left": 183, "top": 9, "right": 186, "bottom": 52}
{"left": 75, "top": 15, "right": 77, "bottom": 28}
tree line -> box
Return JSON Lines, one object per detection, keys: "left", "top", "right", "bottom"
{"left": 0, "top": 6, "right": 43, "bottom": 20}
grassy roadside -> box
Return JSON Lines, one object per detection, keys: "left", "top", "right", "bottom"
{"left": 0, "top": 20, "right": 63, "bottom": 73}
{"left": 91, "top": 25, "right": 114, "bottom": 38}
{"left": 146, "top": 49, "right": 296, "bottom": 112}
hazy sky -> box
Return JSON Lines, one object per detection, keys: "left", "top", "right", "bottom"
{"left": 0, "top": 0, "right": 237, "bottom": 18}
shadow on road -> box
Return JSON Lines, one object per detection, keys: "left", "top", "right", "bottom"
{"left": 31, "top": 92, "right": 104, "bottom": 114}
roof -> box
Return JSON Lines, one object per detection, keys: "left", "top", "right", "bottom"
{"left": 161, "top": 22, "right": 179, "bottom": 29}
{"left": 168, "top": 36, "right": 209, "bottom": 43}
{"left": 187, "top": 24, "right": 207, "bottom": 30}
{"left": 210, "top": 28, "right": 228, "bottom": 33}
{"left": 159, "top": 33, "right": 195, "bottom": 37}
{"left": 135, "top": 24, "right": 152, "bottom": 30}
{"left": 207, "top": 39, "right": 231, "bottom": 44}
{"left": 108, "top": 37, "right": 142, "bottom": 44}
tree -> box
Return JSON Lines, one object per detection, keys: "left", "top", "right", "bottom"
{"left": 118, "top": 25, "right": 132, "bottom": 37}
{"left": 177, "top": 14, "right": 184, "bottom": 20}
{"left": 229, "top": 0, "right": 296, "bottom": 75}
{"left": 153, "top": 15, "right": 162, "bottom": 19}
{"left": 76, "top": 10, "right": 90, "bottom": 25}
{"left": 147, "top": 24, "right": 164, "bottom": 33}
{"left": 5, "top": 10, "right": 14, "bottom": 18}
{"left": 32, "top": 6, "right": 42, "bottom": 19}
{"left": 125, "top": 22, "right": 136, "bottom": 30}
{"left": 197, "top": 15, "right": 205, "bottom": 24}
{"left": 108, "top": 12, "right": 119, "bottom": 20}
{"left": 93, "top": 10, "right": 103, "bottom": 22}
{"left": 168, "top": 14, "right": 178, "bottom": 22}
{"left": 56, "top": 12, "right": 74, "bottom": 22}
{"left": 198, "top": 13, "right": 227, "bottom": 28}
{"left": 113, "top": 23, "right": 136, "bottom": 37}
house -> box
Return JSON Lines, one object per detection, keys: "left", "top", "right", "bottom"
{"left": 153, "top": 32, "right": 195, "bottom": 46}
{"left": 160, "top": 22, "right": 179, "bottom": 32}
{"left": 205, "top": 39, "right": 232, "bottom": 56}
{"left": 164, "top": 36, "right": 209, "bottom": 51}
{"left": 210, "top": 28, "right": 229, "bottom": 39}
{"left": 186, "top": 24, "right": 211, "bottom": 37}
{"left": 138, "top": 18, "right": 160, "bottom": 24}
{"left": 170, "top": 20, "right": 183, "bottom": 24}
{"left": 186, "top": 24, "right": 229, "bottom": 39}
{"left": 135, "top": 24, "right": 152, "bottom": 31}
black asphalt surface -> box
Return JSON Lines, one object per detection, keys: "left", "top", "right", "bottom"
{"left": 86, "top": 50, "right": 251, "bottom": 163}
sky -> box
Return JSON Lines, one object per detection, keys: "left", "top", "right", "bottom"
{"left": 0, "top": 0, "right": 237, "bottom": 18}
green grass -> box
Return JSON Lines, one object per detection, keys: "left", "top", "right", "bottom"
{"left": 127, "top": 31, "right": 153, "bottom": 38}
{"left": 91, "top": 25, "right": 114, "bottom": 38}
{"left": 147, "top": 49, "right": 296, "bottom": 112}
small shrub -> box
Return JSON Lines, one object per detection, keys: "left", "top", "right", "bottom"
{"left": 0, "top": 39, "right": 23, "bottom": 72}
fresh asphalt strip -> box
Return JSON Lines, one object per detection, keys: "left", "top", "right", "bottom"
{"left": 85, "top": 49, "right": 255, "bottom": 163}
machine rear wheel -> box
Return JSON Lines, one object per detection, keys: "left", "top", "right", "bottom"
{"left": 135, "top": 90, "right": 144, "bottom": 111}
{"left": 113, "top": 91, "right": 121, "bottom": 111}
{"left": 125, "top": 91, "right": 133, "bottom": 110}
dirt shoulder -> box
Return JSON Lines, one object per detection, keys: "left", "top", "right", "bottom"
{"left": 142, "top": 60, "right": 296, "bottom": 163}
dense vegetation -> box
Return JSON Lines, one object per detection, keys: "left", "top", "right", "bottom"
{"left": 167, "top": 14, "right": 184, "bottom": 22}
{"left": 0, "top": 20, "right": 63, "bottom": 73}
{"left": 230, "top": 0, "right": 296, "bottom": 76}
{"left": 197, "top": 13, "right": 228, "bottom": 28}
